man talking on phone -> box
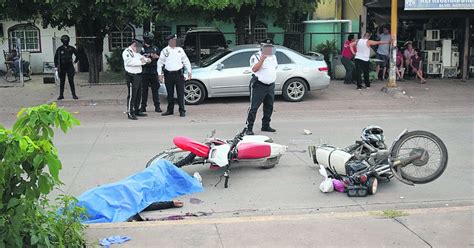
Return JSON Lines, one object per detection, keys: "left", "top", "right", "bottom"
{"left": 245, "top": 39, "right": 278, "bottom": 136}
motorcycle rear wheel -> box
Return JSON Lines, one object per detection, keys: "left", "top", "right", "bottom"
{"left": 391, "top": 130, "right": 448, "bottom": 184}
{"left": 145, "top": 149, "right": 193, "bottom": 168}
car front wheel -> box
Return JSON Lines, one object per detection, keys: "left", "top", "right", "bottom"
{"left": 185, "top": 80, "right": 206, "bottom": 105}
{"left": 282, "top": 78, "right": 307, "bottom": 102}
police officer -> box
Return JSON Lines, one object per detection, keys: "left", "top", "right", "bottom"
{"left": 139, "top": 32, "right": 162, "bottom": 113}
{"left": 122, "top": 39, "right": 151, "bottom": 120}
{"left": 245, "top": 39, "right": 278, "bottom": 135}
{"left": 54, "top": 35, "right": 78, "bottom": 100}
{"left": 157, "top": 34, "right": 192, "bottom": 117}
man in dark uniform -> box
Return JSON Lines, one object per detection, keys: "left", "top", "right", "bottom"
{"left": 139, "top": 32, "right": 162, "bottom": 113}
{"left": 54, "top": 35, "right": 79, "bottom": 100}
{"left": 157, "top": 34, "right": 192, "bottom": 117}
{"left": 245, "top": 39, "right": 278, "bottom": 135}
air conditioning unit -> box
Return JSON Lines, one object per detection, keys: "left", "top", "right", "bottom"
{"left": 425, "top": 29, "right": 440, "bottom": 41}
{"left": 440, "top": 30, "right": 455, "bottom": 40}
{"left": 426, "top": 63, "right": 442, "bottom": 74}
{"left": 424, "top": 40, "right": 440, "bottom": 50}
{"left": 442, "top": 66, "right": 458, "bottom": 78}
{"left": 442, "top": 39, "right": 452, "bottom": 67}
{"left": 451, "top": 52, "right": 459, "bottom": 67}
{"left": 427, "top": 51, "right": 441, "bottom": 63}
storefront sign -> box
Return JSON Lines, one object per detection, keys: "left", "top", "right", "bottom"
{"left": 405, "top": 0, "right": 474, "bottom": 10}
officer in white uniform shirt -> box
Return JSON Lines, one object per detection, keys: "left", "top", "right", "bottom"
{"left": 157, "top": 34, "right": 192, "bottom": 117}
{"left": 122, "top": 39, "right": 151, "bottom": 120}
{"left": 245, "top": 39, "right": 278, "bottom": 135}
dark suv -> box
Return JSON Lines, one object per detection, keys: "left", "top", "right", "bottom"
{"left": 180, "top": 27, "right": 230, "bottom": 63}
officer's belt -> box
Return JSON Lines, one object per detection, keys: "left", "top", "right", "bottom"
{"left": 164, "top": 68, "right": 183, "bottom": 74}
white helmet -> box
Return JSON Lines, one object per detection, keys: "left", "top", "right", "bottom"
{"left": 361, "top": 125, "right": 385, "bottom": 148}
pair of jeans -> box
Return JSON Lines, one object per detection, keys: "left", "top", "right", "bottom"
{"left": 341, "top": 56, "right": 355, "bottom": 84}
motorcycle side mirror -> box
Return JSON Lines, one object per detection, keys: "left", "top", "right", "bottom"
{"left": 216, "top": 63, "right": 224, "bottom": 71}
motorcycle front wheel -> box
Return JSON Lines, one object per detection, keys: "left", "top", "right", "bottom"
{"left": 145, "top": 148, "right": 195, "bottom": 168}
{"left": 391, "top": 130, "right": 448, "bottom": 184}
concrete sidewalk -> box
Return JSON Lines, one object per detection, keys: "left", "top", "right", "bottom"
{"left": 85, "top": 205, "right": 473, "bottom": 247}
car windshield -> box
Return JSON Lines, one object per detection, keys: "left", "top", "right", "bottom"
{"left": 200, "top": 49, "right": 231, "bottom": 67}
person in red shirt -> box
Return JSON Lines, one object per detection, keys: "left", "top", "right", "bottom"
{"left": 340, "top": 34, "right": 356, "bottom": 84}
{"left": 410, "top": 49, "right": 427, "bottom": 84}
{"left": 395, "top": 47, "right": 405, "bottom": 81}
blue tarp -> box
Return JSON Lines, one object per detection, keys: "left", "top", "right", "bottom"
{"left": 77, "top": 160, "right": 203, "bottom": 224}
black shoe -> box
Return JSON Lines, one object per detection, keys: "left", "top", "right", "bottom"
{"left": 72, "top": 95, "right": 78, "bottom": 100}
{"left": 162, "top": 111, "right": 173, "bottom": 116}
{"left": 261, "top": 126, "right": 276, "bottom": 132}
{"left": 128, "top": 114, "right": 138, "bottom": 120}
{"left": 357, "top": 86, "right": 362, "bottom": 90}
{"left": 180, "top": 112, "right": 186, "bottom": 117}
{"left": 139, "top": 108, "right": 147, "bottom": 113}
{"left": 245, "top": 129, "right": 255, "bottom": 135}
{"left": 57, "top": 96, "right": 64, "bottom": 100}
{"left": 155, "top": 107, "right": 162, "bottom": 113}
{"left": 135, "top": 112, "right": 148, "bottom": 117}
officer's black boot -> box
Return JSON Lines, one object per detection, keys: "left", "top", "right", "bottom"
{"left": 135, "top": 111, "right": 148, "bottom": 117}
{"left": 57, "top": 95, "right": 64, "bottom": 100}
{"left": 261, "top": 126, "right": 276, "bottom": 132}
{"left": 245, "top": 126, "right": 254, "bottom": 136}
{"left": 155, "top": 106, "right": 162, "bottom": 113}
{"left": 128, "top": 113, "right": 137, "bottom": 120}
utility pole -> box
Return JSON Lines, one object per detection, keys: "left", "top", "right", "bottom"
{"left": 387, "top": 0, "right": 398, "bottom": 88}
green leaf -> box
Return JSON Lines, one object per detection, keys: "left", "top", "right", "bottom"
{"left": 45, "top": 155, "right": 61, "bottom": 181}
{"left": 31, "top": 235, "right": 39, "bottom": 245}
{"left": 19, "top": 138, "right": 27, "bottom": 151}
{"left": 7, "top": 198, "right": 20, "bottom": 209}
{"left": 38, "top": 175, "right": 51, "bottom": 194}
{"left": 17, "top": 107, "right": 26, "bottom": 117}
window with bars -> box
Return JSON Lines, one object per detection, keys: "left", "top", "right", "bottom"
{"left": 8, "top": 24, "right": 41, "bottom": 53}
{"left": 244, "top": 22, "right": 268, "bottom": 43}
{"left": 154, "top": 25, "right": 172, "bottom": 45}
{"left": 109, "top": 25, "right": 135, "bottom": 50}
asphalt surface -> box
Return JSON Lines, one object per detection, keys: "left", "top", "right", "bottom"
{"left": 1, "top": 77, "right": 473, "bottom": 247}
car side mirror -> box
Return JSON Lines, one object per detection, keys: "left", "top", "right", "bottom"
{"left": 216, "top": 63, "right": 224, "bottom": 70}
{"left": 227, "top": 40, "right": 233, "bottom": 45}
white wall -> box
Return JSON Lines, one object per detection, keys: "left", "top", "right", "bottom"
{"left": 0, "top": 20, "right": 76, "bottom": 74}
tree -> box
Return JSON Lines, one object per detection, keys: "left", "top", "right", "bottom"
{"left": 152, "top": 0, "right": 319, "bottom": 44}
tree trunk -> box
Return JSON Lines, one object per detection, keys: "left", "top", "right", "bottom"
{"left": 76, "top": 23, "right": 104, "bottom": 85}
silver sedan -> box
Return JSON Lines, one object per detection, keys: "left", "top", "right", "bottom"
{"left": 160, "top": 45, "right": 330, "bottom": 105}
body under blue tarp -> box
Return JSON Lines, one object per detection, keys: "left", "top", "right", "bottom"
{"left": 77, "top": 160, "right": 203, "bottom": 223}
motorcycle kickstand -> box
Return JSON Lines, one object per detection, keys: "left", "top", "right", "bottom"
{"left": 224, "top": 168, "right": 230, "bottom": 188}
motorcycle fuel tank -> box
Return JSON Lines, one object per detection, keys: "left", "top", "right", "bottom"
{"left": 237, "top": 142, "right": 271, "bottom": 159}
{"left": 314, "top": 145, "right": 352, "bottom": 174}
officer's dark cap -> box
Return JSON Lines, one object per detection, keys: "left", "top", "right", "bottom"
{"left": 129, "top": 39, "right": 143, "bottom": 46}
{"left": 261, "top": 38, "right": 274, "bottom": 47}
{"left": 166, "top": 34, "right": 177, "bottom": 41}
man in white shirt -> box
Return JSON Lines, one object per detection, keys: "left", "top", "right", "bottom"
{"left": 157, "top": 34, "right": 192, "bottom": 117}
{"left": 245, "top": 39, "right": 278, "bottom": 135}
{"left": 122, "top": 39, "right": 151, "bottom": 120}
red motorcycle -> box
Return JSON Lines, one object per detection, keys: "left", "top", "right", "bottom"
{"left": 146, "top": 128, "right": 287, "bottom": 188}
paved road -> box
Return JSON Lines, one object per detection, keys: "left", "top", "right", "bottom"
{"left": 1, "top": 78, "right": 473, "bottom": 247}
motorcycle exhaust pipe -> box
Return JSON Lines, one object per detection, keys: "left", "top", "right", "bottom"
{"left": 375, "top": 164, "right": 390, "bottom": 172}
{"left": 376, "top": 169, "right": 391, "bottom": 175}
